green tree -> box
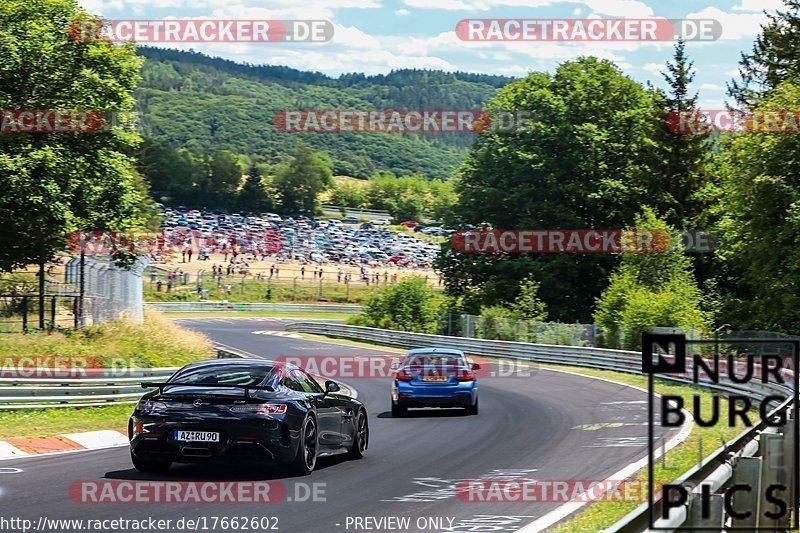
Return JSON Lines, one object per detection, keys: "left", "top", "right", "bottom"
{"left": 137, "top": 140, "right": 199, "bottom": 204}
{"left": 274, "top": 141, "right": 333, "bottom": 215}
{"left": 0, "top": 0, "right": 146, "bottom": 273}
{"left": 201, "top": 150, "right": 242, "bottom": 207}
{"left": 509, "top": 275, "right": 548, "bottom": 321}
{"left": 439, "top": 57, "right": 661, "bottom": 321}
{"left": 330, "top": 181, "right": 367, "bottom": 208}
{"left": 594, "top": 209, "right": 710, "bottom": 349}
{"left": 710, "top": 82, "right": 800, "bottom": 332}
{"left": 354, "top": 277, "right": 440, "bottom": 333}
{"left": 238, "top": 163, "right": 273, "bottom": 212}
{"left": 729, "top": 0, "right": 800, "bottom": 108}
{"left": 650, "top": 40, "right": 712, "bottom": 229}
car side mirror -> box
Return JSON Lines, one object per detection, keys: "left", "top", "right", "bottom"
{"left": 325, "top": 380, "right": 340, "bottom": 394}
{"left": 390, "top": 360, "right": 400, "bottom": 371}
{"left": 471, "top": 362, "right": 481, "bottom": 370}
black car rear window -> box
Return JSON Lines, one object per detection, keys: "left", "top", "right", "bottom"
{"left": 169, "top": 365, "right": 279, "bottom": 388}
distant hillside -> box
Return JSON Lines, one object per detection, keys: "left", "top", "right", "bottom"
{"left": 134, "top": 47, "right": 516, "bottom": 178}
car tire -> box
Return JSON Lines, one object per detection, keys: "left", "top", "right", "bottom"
{"left": 466, "top": 397, "right": 479, "bottom": 416}
{"left": 130, "top": 452, "right": 171, "bottom": 473}
{"left": 291, "top": 416, "right": 317, "bottom": 476}
{"left": 391, "top": 402, "right": 407, "bottom": 418}
{"left": 347, "top": 409, "right": 368, "bottom": 459}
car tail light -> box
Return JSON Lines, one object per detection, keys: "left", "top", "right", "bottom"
{"left": 395, "top": 369, "right": 413, "bottom": 382}
{"left": 456, "top": 370, "right": 475, "bottom": 382}
{"left": 230, "top": 404, "right": 287, "bottom": 415}
{"left": 137, "top": 399, "right": 166, "bottom": 413}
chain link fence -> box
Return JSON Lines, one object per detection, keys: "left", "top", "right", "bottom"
{"left": 437, "top": 313, "right": 602, "bottom": 346}
{"left": 142, "top": 265, "right": 440, "bottom": 304}
{"left": 64, "top": 255, "right": 148, "bottom": 326}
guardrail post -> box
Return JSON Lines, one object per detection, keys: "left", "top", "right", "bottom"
{"left": 758, "top": 432, "right": 788, "bottom": 528}
{"left": 730, "top": 456, "right": 762, "bottom": 529}
{"left": 687, "top": 489, "right": 725, "bottom": 528}
{"left": 781, "top": 412, "right": 796, "bottom": 522}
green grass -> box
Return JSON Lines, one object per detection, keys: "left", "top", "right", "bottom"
{"left": 0, "top": 404, "right": 133, "bottom": 439}
{"left": 0, "top": 312, "right": 214, "bottom": 439}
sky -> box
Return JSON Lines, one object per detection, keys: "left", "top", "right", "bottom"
{"left": 77, "top": 0, "right": 788, "bottom": 109}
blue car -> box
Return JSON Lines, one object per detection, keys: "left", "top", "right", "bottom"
{"left": 391, "top": 348, "right": 480, "bottom": 416}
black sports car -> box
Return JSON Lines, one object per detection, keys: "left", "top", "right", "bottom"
{"left": 129, "top": 359, "right": 368, "bottom": 475}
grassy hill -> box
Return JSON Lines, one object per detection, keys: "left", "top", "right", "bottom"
{"left": 135, "top": 47, "right": 516, "bottom": 178}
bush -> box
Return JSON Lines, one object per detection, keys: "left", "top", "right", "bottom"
{"left": 353, "top": 277, "right": 440, "bottom": 333}
{"left": 474, "top": 305, "right": 526, "bottom": 341}
{"left": 594, "top": 210, "right": 711, "bottom": 350}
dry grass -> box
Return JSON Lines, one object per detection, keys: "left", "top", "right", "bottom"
{"left": 0, "top": 311, "right": 212, "bottom": 368}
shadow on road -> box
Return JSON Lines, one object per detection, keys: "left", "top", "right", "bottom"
{"left": 376, "top": 408, "right": 470, "bottom": 419}
{"left": 104, "top": 455, "right": 350, "bottom": 481}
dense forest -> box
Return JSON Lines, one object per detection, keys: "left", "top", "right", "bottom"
{"left": 134, "top": 47, "right": 513, "bottom": 179}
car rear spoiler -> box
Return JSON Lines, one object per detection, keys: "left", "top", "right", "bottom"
{"left": 141, "top": 382, "right": 275, "bottom": 398}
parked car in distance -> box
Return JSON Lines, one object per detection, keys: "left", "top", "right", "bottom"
{"left": 400, "top": 221, "right": 419, "bottom": 228}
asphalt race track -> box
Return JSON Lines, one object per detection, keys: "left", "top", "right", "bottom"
{"left": 0, "top": 318, "right": 680, "bottom": 533}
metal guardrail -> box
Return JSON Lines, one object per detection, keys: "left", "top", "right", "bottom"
{"left": 146, "top": 302, "right": 363, "bottom": 313}
{"left": 321, "top": 205, "right": 390, "bottom": 220}
{"left": 283, "top": 322, "right": 797, "bottom": 531}
{"left": 0, "top": 367, "right": 180, "bottom": 410}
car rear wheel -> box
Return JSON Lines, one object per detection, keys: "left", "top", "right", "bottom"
{"left": 130, "top": 452, "right": 171, "bottom": 473}
{"left": 466, "top": 397, "right": 479, "bottom": 416}
{"left": 291, "top": 416, "right": 317, "bottom": 476}
{"left": 391, "top": 402, "right": 407, "bottom": 417}
{"left": 347, "top": 410, "right": 368, "bottom": 459}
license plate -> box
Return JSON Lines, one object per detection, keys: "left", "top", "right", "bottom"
{"left": 424, "top": 375, "right": 448, "bottom": 382}
{"left": 174, "top": 431, "right": 219, "bottom": 443}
